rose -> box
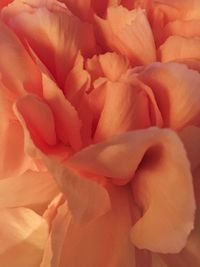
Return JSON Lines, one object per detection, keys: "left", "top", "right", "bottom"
{"left": 0, "top": 0, "right": 200, "bottom": 266}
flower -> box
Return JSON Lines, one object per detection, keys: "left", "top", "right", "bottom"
{"left": 0, "top": 0, "right": 200, "bottom": 266}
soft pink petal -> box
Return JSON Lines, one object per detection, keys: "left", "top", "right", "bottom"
{"left": 42, "top": 73, "right": 82, "bottom": 151}
{"left": 0, "top": 207, "right": 48, "bottom": 267}
{"left": 138, "top": 62, "right": 200, "bottom": 129}
{"left": 159, "top": 36, "right": 200, "bottom": 62}
{"left": 41, "top": 186, "right": 138, "bottom": 267}
{"left": 0, "top": 170, "right": 59, "bottom": 214}
{"left": 68, "top": 128, "right": 195, "bottom": 252}
{"left": 95, "top": 6, "right": 156, "bottom": 65}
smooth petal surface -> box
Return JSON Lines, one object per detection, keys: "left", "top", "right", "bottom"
{"left": 16, "top": 94, "right": 57, "bottom": 146}
{"left": 0, "top": 170, "right": 59, "bottom": 214}
{"left": 159, "top": 36, "right": 200, "bottom": 62}
{"left": 0, "top": 82, "right": 35, "bottom": 179}
{"left": 138, "top": 62, "right": 200, "bottom": 129}
{"left": 41, "top": 186, "right": 137, "bottom": 267}
{"left": 68, "top": 128, "right": 195, "bottom": 253}
{"left": 0, "top": 207, "right": 48, "bottom": 267}
{"left": 161, "top": 210, "right": 200, "bottom": 267}
{"left": 163, "top": 20, "right": 200, "bottom": 41}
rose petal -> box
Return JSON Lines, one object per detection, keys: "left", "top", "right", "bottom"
{"left": 159, "top": 36, "right": 200, "bottom": 62}
{"left": 0, "top": 170, "right": 59, "bottom": 214}
{"left": 138, "top": 62, "right": 200, "bottom": 129}
{"left": 68, "top": 128, "right": 195, "bottom": 252}
{"left": 0, "top": 207, "right": 48, "bottom": 267}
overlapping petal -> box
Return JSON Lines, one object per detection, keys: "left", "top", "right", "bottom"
{"left": 95, "top": 6, "right": 156, "bottom": 65}
{"left": 68, "top": 127, "right": 195, "bottom": 253}
{"left": 0, "top": 171, "right": 59, "bottom": 214}
{"left": 2, "top": 0, "right": 96, "bottom": 87}
{"left": 41, "top": 186, "right": 137, "bottom": 267}
{"left": 0, "top": 207, "right": 48, "bottom": 267}
{"left": 138, "top": 62, "right": 200, "bottom": 129}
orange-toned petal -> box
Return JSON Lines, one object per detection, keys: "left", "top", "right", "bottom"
{"left": 0, "top": 21, "right": 41, "bottom": 95}
{"left": 161, "top": 210, "right": 200, "bottom": 267}
{"left": 138, "top": 62, "right": 200, "bottom": 129}
{"left": 163, "top": 20, "right": 200, "bottom": 41}
{"left": 59, "top": 0, "right": 92, "bottom": 20}
{"left": 0, "top": 207, "right": 48, "bottom": 267}
{"left": 95, "top": 6, "right": 156, "bottom": 65}
{"left": 0, "top": 82, "right": 36, "bottom": 179}
{"left": 94, "top": 80, "right": 151, "bottom": 142}
{"left": 179, "top": 126, "right": 200, "bottom": 207}
{"left": 14, "top": 103, "right": 111, "bottom": 223}
{"left": 159, "top": 36, "right": 200, "bottom": 62}
{"left": 98, "top": 52, "right": 130, "bottom": 82}
{"left": 16, "top": 94, "right": 57, "bottom": 146}
{"left": 42, "top": 73, "right": 82, "bottom": 151}
{"left": 42, "top": 186, "right": 137, "bottom": 267}
{"left": 2, "top": 0, "right": 96, "bottom": 87}
{"left": 68, "top": 128, "right": 195, "bottom": 252}
{"left": 179, "top": 126, "right": 200, "bottom": 172}
{"left": 0, "top": 170, "right": 59, "bottom": 214}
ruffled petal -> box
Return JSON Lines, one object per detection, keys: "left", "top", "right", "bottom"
{"left": 0, "top": 207, "right": 48, "bottom": 267}
{"left": 138, "top": 62, "right": 200, "bottom": 129}
{"left": 94, "top": 80, "right": 151, "bottom": 142}
{"left": 14, "top": 102, "right": 111, "bottom": 223}
{"left": 2, "top": 0, "right": 96, "bottom": 87}
{"left": 95, "top": 6, "right": 156, "bottom": 65}
{"left": 0, "top": 170, "right": 59, "bottom": 214}
{"left": 0, "top": 21, "right": 41, "bottom": 95}
{"left": 42, "top": 73, "right": 82, "bottom": 151}
{"left": 68, "top": 128, "right": 195, "bottom": 253}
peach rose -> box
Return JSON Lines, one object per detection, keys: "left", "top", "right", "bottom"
{"left": 0, "top": 0, "right": 200, "bottom": 266}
